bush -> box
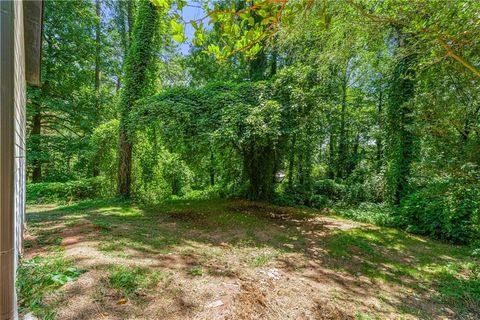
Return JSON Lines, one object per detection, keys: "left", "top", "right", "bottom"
{"left": 400, "top": 180, "right": 480, "bottom": 243}
{"left": 310, "top": 194, "right": 332, "bottom": 209}
{"left": 273, "top": 191, "right": 297, "bottom": 207}
{"left": 312, "top": 179, "right": 345, "bottom": 201}
{"left": 27, "top": 177, "right": 108, "bottom": 204}
{"left": 275, "top": 184, "right": 333, "bottom": 209}
{"left": 175, "top": 185, "right": 220, "bottom": 201}
{"left": 340, "top": 202, "right": 396, "bottom": 226}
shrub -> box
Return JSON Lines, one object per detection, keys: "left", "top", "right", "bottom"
{"left": 27, "top": 177, "right": 108, "bottom": 204}
{"left": 340, "top": 202, "right": 396, "bottom": 226}
{"left": 275, "top": 184, "right": 333, "bottom": 209}
{"left": 343, "top": 170, "right": 385, "bottom": 205}
{"left": 178, "top": 185, "right": 220, "bottom": 200}
{"left": 310, "top": 194, "right": 332, "bottom": 209}
{"left": 312, "top": 179, "right": 345, "bottom": 201}
{"left": 273, "top": 191, "right": 297, "bottom": 207}
{"left": 400, "top": 179, "right": 480, "bottom": 243}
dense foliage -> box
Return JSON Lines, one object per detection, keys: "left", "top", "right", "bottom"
{"left": 27, "top": 0, "right": 480, "bottom": 244}
{"left": 26, "top": 177, "right": 108, "bottom": 204}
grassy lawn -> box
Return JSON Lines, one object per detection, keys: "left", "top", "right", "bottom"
{"left": 20, "top": 199, "right": 480, "bottom": 319}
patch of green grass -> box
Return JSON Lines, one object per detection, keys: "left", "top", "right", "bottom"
{"left": 64, "top": 219, "right": 81, "bottom": 227}
{"left": 355, "top": 314, "right": 382, "bottom": 320}
{"left": 98, "top": 241, "right": 119, "bottom": 253}
{"left": 107, "top": 265, "right": 166, "bottom": 299}
{"left": 324, "top": 230, "right": 376, "bottom": 258}
{"left": 17, "top": 254, "right": 85, "bottom": 319}
{"left": 98, "top": 226, "right": 180, "bottom": 253}
{"left": 97, "top": 241, "right": 133, "bottom": 258}
{"left": 92, "top": 220, "right": 113, "bottom": 231}
{"left": 187, "top": 266, "right": 204, "bottom": 277}
{"left": 433, "top": 261, "right": 480, "bottom": 314}
{"left": 211, "top": 211, "right": 267, "bottom": 230}
{"left": 37, "top": 233, "right": 63, "bottom": 247}
{"left": 323, "top": 226, "right": 480, "bottom": 316}
{"left": 23, "top": 228, "right": 63, "bottom": 250}
{"left": 248, "top": 251, "right": 279, "bottom": 267}
{"left": 337, "top": 203, "right": 396, "bottom": 227}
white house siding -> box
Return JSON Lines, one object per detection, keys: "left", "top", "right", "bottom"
{"left": 0, "top": 0, "right": 16, "bottom": 318}
{"left": 14, "top": 1, "right": 27, "bottom": 318}
{"left": 1, "top": 1, "right": 32, "bottom": 318}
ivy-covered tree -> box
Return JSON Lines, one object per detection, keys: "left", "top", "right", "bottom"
{"left": 117, "top": 0, "right": 162, "bottom": 197}
{"left": 386, "top": 35, "right": 417, "bottom": 205}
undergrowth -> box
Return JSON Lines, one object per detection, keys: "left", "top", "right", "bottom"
{"left": 17, "top": 253, "right": 85, "bottom": 319}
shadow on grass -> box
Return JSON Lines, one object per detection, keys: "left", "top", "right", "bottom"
{"left": 26, "top": 198, "right": 480, "bottom": 319}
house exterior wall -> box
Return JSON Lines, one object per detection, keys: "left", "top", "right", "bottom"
{"left": 0, "top": 1, "right": 26, "bottom": 319}
{"left": 14, "top": 0, "right": 27, "bottom": 318}
{"left": 0, "top": 0, "right": 16, "bottom": 318}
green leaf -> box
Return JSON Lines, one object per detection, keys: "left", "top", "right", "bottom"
{"left": 170, "top": 19, "right": 184, "bottom": 34}
{"left": 191, "top": 20, "right": 198, "bottom": 30}
{"left": 173, "top": 34, "right": 186, "bottom": 43}
{"left": 176, "top": 0, "right": 186, "bottom": 10}
{"left": 151, "top": 0, "right": 169, "bottom": 10}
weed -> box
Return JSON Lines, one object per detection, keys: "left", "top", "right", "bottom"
{"left": 107, "top": 265, "right": 166, "bottom": 299}
{"left": 248, "top": 251, "right": 278, "bottom": 267}
{"left": 17, "top": 254, "right": 84, "bottom": 319}
{"left": 187, "top": 266, "right": 203, "bottom": 277}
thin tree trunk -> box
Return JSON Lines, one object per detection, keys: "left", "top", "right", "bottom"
{"left": 210, "top": 151, "right": 215, "bottom": 186}
{"left": 328, "top": 132, "right": 336, "bottom": 179}
{"left": 337, "top": 72, "right": 348, "bottom": 179}
{"left": 117, "top": 130, "right": 132, "bottom": 196}
{"left": 127, "top": 0, "right": 134, "bottom": 41}
{"left": 31, "top": 103, "right": 42, "bottom": 182}
{"left": 95, "top": 0, "right": 101, "bottom": 95}
{"left": 298, "top": 150, "right": 304, "bottom": 186}
{"left": 92, "top": 0, "right": 102, "bottom": 177}
{"left": 287, "top": 135, "right": 296, "bottom": 189}
{"left": 376, "top": 89, "right": 383, "bottom": 172}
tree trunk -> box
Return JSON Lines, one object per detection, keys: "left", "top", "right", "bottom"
{"left": 328, "top": 132, "right": 336, "bottom": 179}
{"left": 117, "top": 0, "right": 159, "bottom": 198}
{"left": 209, "top": 151, "right": 215, "bottom": 186}
{"left": 287, "top": 135, "right": 296, "bottom": 189}
{"left": 95, "top": 0, "right": 101, "bottom": 95}
{"left": 386, "top": 33, "right": 416, "bottom": 205}
{"left": 243, "top": 143, "right": 276, "bottom": 201}
{"left": 376, "top": 89, "right": 383, "bottom": 172}
{"left": 117, "top": 130, "right": 132, "bottom": 197}
{"left": 304, "top": 146, "right": 312, "bottom": 188}
{"left": 337, "top": 72, "right": 348, "bottom": 179}
{"left": 127, "top": 0, "right": 134, "bottom": 42}
{"left": 297, "top": 148, "right": 304, "bottom": 186}
{"left": 31, "top": 103, "right": 42, "bottom": 182}
{"left": 91, "top": 0, "right": 102, "bottom": 177}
